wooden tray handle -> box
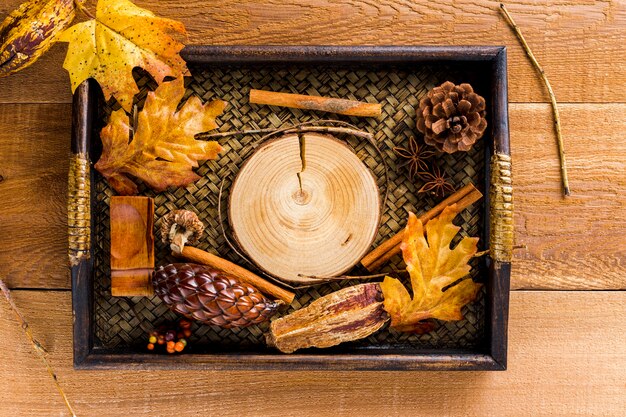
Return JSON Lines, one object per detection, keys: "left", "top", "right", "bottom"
{"left": 489, "top": 153, "right": 513, "bottom": 263}
{"left": 68, "top": 81, "right": 94, "bottom": 267}
{"left": 68, "top": 153, "right": 91, "bottom": 266}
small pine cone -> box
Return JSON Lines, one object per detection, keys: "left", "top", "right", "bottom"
{"left": 153, "top": 263, "right": 280, "bottom": 328}
{"left": 416, "top": 81, "right": 487, "bottom": 153}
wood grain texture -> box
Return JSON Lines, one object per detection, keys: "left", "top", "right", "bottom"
{"left": 110, "top": 196, "right": 155, "bottom": 297}
{"left": 511, "top": 103, "right": 626, "bottom": 289}
{"left": 229, "top": 133, "right": 381, "bottom": 283}
{"left": 0, "top": 102, "right": 623, "bottom": 290}
{"left": 0, "top": 0, "right": 625, "bottom": 104}
{"left": 1, "top": 290, "right": 624, "bottom": 416}
{"left": 0, "top": 104, "right": 70, "bottom": 289}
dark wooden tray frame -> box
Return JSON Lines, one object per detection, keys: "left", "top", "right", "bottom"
{"left": 70, "top": 45, "right": 511, "bottom": 371}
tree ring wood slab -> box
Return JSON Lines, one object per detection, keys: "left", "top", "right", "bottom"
{"left": 229, "top": 133, "right": 381, "bottom": 283}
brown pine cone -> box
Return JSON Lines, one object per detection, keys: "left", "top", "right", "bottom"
{"left": 153, "top": 263, "right": 280, "bottom": 328}
{"left": 416, "top": 81, "right": 487, "bottom": 153}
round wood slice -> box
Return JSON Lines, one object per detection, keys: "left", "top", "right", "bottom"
{"left": 229, "top": 133, "right": 380, "bottom": 283}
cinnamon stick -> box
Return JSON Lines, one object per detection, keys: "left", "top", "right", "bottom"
{"left": 176, "top": 246, "right": 295, "bottom": 305}
{"left": 249, "top": 89, "right": 382, "bottom": 118}
{"left": 361, "top": 183, "right": 483, "bottom": 271}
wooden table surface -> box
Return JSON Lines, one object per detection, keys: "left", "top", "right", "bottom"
{"left": 1, "top": 1, "right": 624, "bottom": 415}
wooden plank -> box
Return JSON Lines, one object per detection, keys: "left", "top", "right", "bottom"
{"left": 0, "top": 102, "right": 624, "bottom": 290}
{"left": 511, "top": 103, "right": 626, "bottom": 289}
{"left": 0, "top": 104, "right": 70, "bottom": 289}
{"left": 0, "top": 290, "right": 624, "bottom": 416}
{"left": 0, "top": 0, "right": 625, "bottom": 104}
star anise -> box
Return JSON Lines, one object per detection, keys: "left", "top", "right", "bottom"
{"left": 393, "top": 136, "right": 436, "bottom": 180}
{"left": 418, "top": 165, "right": 456, "bottom": 198}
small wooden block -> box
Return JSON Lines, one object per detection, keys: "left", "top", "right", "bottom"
{"left": 110, "top": 196, "right": 155, "bottom": 297}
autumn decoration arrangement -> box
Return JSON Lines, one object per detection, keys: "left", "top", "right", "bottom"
{"left": 0, "top": 0, "right": 574, "bottom": 411}
{"left": 0, "top": 0, "right": 491, "bottom": 359}
{"left": 268, "top": 205, "right": 482, "bottom": 352}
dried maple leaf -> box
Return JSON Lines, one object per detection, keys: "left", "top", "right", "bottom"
{"left": 95, "top": 77, "right": 225, "bottom": 195}
{"left": 59, "top": 0, "right": 189, "bottom": 112}
{"left": 380, "top": 205, "right": 482, "bottom": 332}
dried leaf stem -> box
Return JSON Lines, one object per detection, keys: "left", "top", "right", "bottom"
{"left": 74, "top": 0, "right": 96, "bottom": 20}
{"left": 499, "top": 3, "right": 570, "bottom": 196}
{"left": 129, "top": 103, "right": 139, "bottom": 141}
{"left": 0, "top": 279, "right": 77, "bottom": 417}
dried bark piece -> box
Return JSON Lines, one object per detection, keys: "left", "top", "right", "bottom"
{"left": 267, "top": 283, "right": 389, "bottom": 353}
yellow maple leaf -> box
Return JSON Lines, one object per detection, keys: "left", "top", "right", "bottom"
{"left": 95, "top": 77, "right": 225, "bottom": 195}
{"left": 58, "top": 0, "right": 189, "bottom": 112}
{"left": 380, "top": 205, "right": 482, "bottom": 332}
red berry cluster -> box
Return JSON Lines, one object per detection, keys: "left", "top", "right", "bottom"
{"left": 147, "top": 319, "right": 192, "bottom": 354}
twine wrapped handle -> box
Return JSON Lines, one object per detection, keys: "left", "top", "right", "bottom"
{"left": 68, "top": 153, "right": 91, "bottom": 266}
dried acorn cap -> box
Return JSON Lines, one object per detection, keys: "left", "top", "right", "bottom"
{"left": 152, "top": 263, "right": 280, "bottom": 328}
{"left": 416, "top": 81, "right": 487, "bottom": 153}
{"left": 160, "top": 210, "right": 204, "bottom": 254}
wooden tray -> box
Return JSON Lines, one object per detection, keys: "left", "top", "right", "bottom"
{"left": 69, "top": 46, "right": 511, "bottom": 370}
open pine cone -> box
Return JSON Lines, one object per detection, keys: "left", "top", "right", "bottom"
{"left": 416, "top": 81, "right": 487, "bottom": 153}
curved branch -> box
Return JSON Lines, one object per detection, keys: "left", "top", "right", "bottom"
{"left": 500, "top": 3, "right": 570, "bottom": 196}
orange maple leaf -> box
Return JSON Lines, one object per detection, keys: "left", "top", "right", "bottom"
{"left": 59, "top": 0, "right": 188, "bottom": 112}
{"left": 95, "top": 77, "right": 225, "bottom": 195}
{"left": 380, "top": 205, "right": 482, "bottom": 332}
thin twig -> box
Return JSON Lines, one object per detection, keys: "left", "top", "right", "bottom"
{"left": 301, "top": 251, "right": 489, "bottom": 283}
{"left": 196, "top": 127, "right": 275, "bottom": 139}
{"left": 0, "top": 280, "right": 77, "bottom": 417}
{"left": 196, "top": 124, "right": 374, "bottom": 141}
{"left": 499, "top": 3, "right": 570, "bottom": 196}
{"left": 298, "top": 270, "right": 408, "bottom": 281}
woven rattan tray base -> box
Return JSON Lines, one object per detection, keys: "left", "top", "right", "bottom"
{"left": 93, "top": 63, "right": 486, "bottom": 353}
{"left": 71, "top": 46, "right": 511, "bottom": 370}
